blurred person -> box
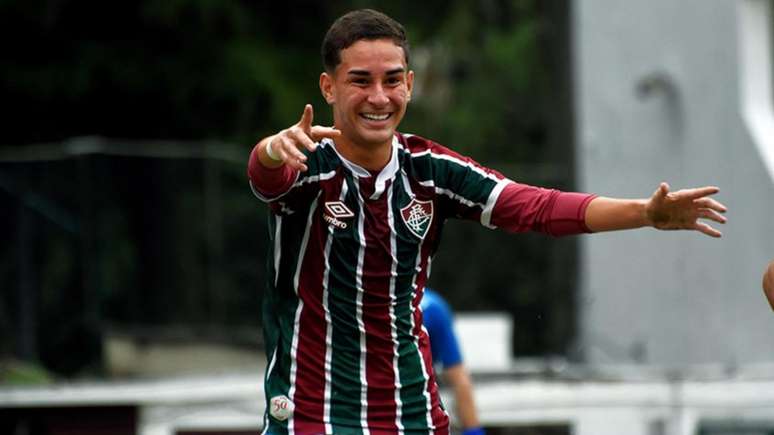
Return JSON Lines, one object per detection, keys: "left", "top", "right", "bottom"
{"left": 764, "top": 260, "right": 774, "bottom": 311}
{"left": 421, "top": 288, "right": 484, "bottom": 435}
{"left": 247, "top": 8, "right": 727, "bottom": 434}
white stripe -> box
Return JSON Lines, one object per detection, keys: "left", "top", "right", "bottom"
{"left": 434, "top": 186, "right": 483, "bottom": 208}
{"left": 481, "top": 179, "right": 512, "bottom": 229}
{"left": 410, "top": 149, "right": 502, "bottom": 183}
{"left": 408, "top": 249, "right": 435, "bottom": 429}
{"left": 288, "top": 194, "right": 320, "bottom": 433}
{"left": 425, "top": 254, "right": 435, "bottom": 286}
{"left": 249, "top": 169, "right": 336, "bottom": 203}
{"left": 322, "top": 181, "right": 348, "bottom": 433}
{"left": 291, "top": 169, "right": 338, "bottom": 189}
{"left": 353, "top": 182, "right": 370, "bottom": 434}
{"left": 287, "top": 299, "right": 304, "bottom": 435}
{"left": 371, "top": 137, "right": 401, "bottom": 199}
{"left": 417, "top": 179, "right": 488, "bottom": 210}
{"left": 273, "top": 216, "right": 282, "bottom": 286}
{"left": 387, "top": 181, "right": 405, "bottom": 432}
{"left": 265, "top": 345, "right": 278, "bottom": 383}
{"left": 261, "top": 347, "right": 278, "bottom": 435}
{"left": 400, "top": 169, "right": 415, "bottom": 199}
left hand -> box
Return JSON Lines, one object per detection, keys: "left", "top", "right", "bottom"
{"left": 645, "top": 182, "right": 727, "bottom": 237}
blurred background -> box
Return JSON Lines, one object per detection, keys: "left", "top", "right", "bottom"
{"left": 0, "top": 0, "right": 578, "bottom": 379}
{"left": 2, "top": 0, "right": 774, "bottom": 434}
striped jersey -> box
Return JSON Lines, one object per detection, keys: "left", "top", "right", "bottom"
{"left": 248, "top": 133, "right": 595, "bottom": 434}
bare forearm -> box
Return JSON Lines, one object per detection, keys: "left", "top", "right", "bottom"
{"left": 444, "top": 365, "right": 480, "bottom": 429}
{"left": 584, "top": 196, "right": 649, "bottom": 233}
{"left": 454, "top": 382, "right": 479, "bottom": 429}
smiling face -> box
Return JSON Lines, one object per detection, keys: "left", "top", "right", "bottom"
{"left": 320, "top": 38, "right": 414, "bottom": 154}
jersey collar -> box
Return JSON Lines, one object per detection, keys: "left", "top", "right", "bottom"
{"left": 324, "top": 136, "right": 401, "bottom": 200}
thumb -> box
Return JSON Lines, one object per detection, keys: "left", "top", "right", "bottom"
{"left": 298, "top": 104, "right": 314, "bottom": 132}
{"left": 655, "top": 182, "right": 669, "bottom": 199}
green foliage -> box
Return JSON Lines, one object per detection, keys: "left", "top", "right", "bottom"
{"left": 0, "top": 0, "right": 577, "bottom": 376}
{"left": 0, "top": 359, "right": 54, "bottom": 386}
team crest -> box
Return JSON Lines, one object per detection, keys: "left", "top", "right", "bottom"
{"left": 400, "top": 199, "right": 433, "bottom": 239}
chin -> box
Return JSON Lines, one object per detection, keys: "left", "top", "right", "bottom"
{"left": 359, "top": 130, "right": 395, "bottom": 146}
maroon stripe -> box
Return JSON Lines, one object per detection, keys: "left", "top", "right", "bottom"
{"left": 412, "top": 233, "right": 449, "bottom": 431}
{"left": 418, "top": 329, "right": 447, "bottom": 431}
{"left": 401, "top": 133, "right": 507, "bottom": 180}
{"left": 292, "top": 176, "right": 344, "bottom": 433}
{"left": 359, "top": 179, "right": 399, "bottom": 431}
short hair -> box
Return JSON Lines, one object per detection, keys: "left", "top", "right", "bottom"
{"left": 321, "top": 9, "right": 410, "bottom": 72}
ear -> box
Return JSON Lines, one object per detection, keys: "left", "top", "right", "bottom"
{"left": 320, "top": 72, "right": 335, "bottom": 104}
{"left": 406, "top": 70, "right": 414, "bottom": 101}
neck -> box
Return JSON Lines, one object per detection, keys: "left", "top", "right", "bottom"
{"left": 334, "top": 135, "right": 393, "bottom": 172}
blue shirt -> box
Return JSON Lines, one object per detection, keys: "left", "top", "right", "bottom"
{"left": 420, "top": 288, "right": 463, "bottom": 369}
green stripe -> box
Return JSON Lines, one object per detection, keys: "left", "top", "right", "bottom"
{"left": 299, "top": 141, "right": 343, "bottom": 179}
{"left": 391, "top": 174, "right": 432, "bottom": 432}
{"left": 409, "top": 151, "right": 499, "bottom": 207}
{"left": 328, "top": 173, "right": 365, "bottom": 433}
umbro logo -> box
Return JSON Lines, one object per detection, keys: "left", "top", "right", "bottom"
{"left": 323, "top": 201, "right": 353, "bottom": 229}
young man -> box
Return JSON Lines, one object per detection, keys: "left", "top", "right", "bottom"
{"left": 247, "top": 9, "right": 727, "bottom": 434}
{"left": 421, "top": 288, "right": 484, "bottom": 435}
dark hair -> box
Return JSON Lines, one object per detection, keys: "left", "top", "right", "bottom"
{"left": 321, "top": 9, "right": 410, "bottom": 72}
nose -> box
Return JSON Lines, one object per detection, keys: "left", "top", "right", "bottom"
{"left": 367, "top": 84, "right": 390, "bottom": 106}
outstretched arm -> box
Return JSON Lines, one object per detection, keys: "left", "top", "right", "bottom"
{"left": 584, "top": 182, "right": 727, "bottom": 237}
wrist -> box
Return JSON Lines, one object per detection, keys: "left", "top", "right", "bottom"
{"left": 265, "top": 137, "right": 282, "bottom": 162}
{"left": 639, "top": 198, "right": 654, "bottom": 228}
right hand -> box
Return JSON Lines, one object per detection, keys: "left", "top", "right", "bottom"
{"left": 263, "top": 104, "right": 341, "bottom": 172}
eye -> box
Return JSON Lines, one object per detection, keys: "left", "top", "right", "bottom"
{"left": 352, "top": 78, "right": 369, "bottom": 86}
{"left": 386, "top": 77, "right": 402, "bottom": 86}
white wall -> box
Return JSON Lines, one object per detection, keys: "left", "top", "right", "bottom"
{"left": 574, "top": 0, "right": 774, "bottom": 366}
{"left": 6, "top": 374, "right": 774, "bottom": 435}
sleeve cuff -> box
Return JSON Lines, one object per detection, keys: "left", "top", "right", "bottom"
{"left": 247, "top": 144, "right": 298, "bottom": 199}
{"left": 546, "top": 192, "right": 597, "bottom": 236}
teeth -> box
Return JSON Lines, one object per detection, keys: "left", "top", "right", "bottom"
{"left": 362, "top": 113, "right": 389, "bottom": 121}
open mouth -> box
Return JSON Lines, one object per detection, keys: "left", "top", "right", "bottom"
{"left": 360, "top": 113, "right": 391, "bottom": 121}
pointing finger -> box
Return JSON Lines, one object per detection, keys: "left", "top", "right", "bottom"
{"left": 298, "top": 104, "right": 314, "bottom": 132}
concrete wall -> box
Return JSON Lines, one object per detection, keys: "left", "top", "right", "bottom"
{"left": 574, "top": 0, "right": 774, "bottom": 366}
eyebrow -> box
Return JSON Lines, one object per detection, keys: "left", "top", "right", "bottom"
{"left": 347, "top": 67, "right": 406, "bottom": 76}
